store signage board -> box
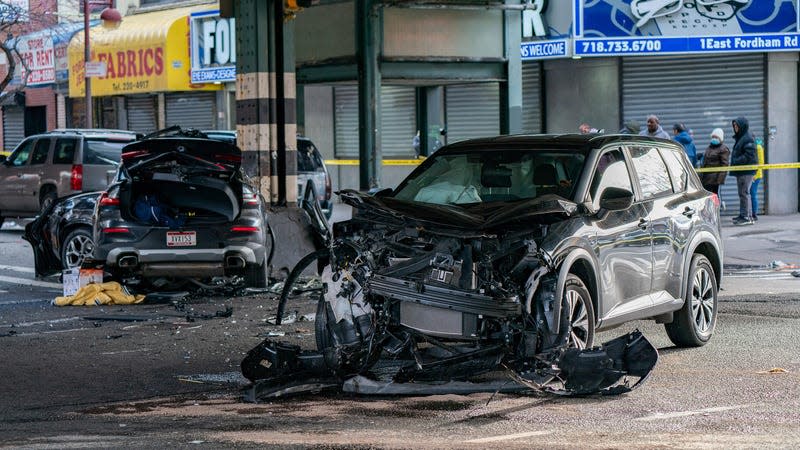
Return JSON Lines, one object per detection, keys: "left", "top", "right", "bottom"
{"left": 574, "top": 0, "right": 800, "bottom": 56}
{"left": 521, "top": 39, "right": 570, "bottom": 60}
{"left": 190, "top": 9, "right": 236, "bottom": 83}
{"left": 17, "top": 33, "right": 55, "bottom": 85}
{"left": 85, "top": 61, "right": 107, "bottom": 78}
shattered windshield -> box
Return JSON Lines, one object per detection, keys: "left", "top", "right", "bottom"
{"left": 393, "top": 149, "right": 586, "bottom": 206}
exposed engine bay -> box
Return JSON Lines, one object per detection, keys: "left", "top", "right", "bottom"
{"left": 242, "top": 190, "right": 658, "bottom": 399}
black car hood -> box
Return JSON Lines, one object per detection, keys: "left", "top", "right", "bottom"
{"left": 121, "top": 137, "right": 242, "bottom": 174}
{"left": 339, "top": 189, "right": 577, "bottom": 230}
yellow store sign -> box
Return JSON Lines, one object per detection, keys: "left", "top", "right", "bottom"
{"left": 68, "top": 6, "right": 220, "bottom": 97}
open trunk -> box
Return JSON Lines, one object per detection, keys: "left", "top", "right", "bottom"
{"left": 118, "top": 138, "right": 244, "bottom": 226}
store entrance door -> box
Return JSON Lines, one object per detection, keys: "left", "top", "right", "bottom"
{"left": 24, "top": 106, "right": 46, "bottom": 137}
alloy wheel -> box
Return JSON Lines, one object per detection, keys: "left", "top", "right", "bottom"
{"left": 565, "top": 289, "right": 590, "bottom": 350}
{"left": 64, "top": 234, "right": 93, "bottom": 268}
{"left": 691, "top": 266, "right": 715, "bottom": 333}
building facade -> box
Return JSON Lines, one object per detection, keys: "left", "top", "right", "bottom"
{"left": 297, "top": 0, "right": 799, "bottom": 215}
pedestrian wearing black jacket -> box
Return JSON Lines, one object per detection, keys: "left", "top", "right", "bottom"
{"left": 730, "top": 117, "right": 757, "bottom": 225}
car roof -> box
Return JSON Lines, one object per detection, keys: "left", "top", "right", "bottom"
{"left": 438, "top": 133, "right": 680, "bottom": 153}
{"left": 47, "top": 128, "right": 140, "bottom": 140}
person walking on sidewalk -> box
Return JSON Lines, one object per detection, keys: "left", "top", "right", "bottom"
{"left": 730, "top": 117, "right": 758, "bottom": 226}
{"left": 750, "top": 137, "right": 765, "bottom": 221}
{"left": 699, "top": 127, "right": 730, "bottom": 195}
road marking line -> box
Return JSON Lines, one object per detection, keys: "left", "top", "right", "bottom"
{"left": 100, "top": 348, "right": 151, "bottom": 356}
{"left": 1, "top": 317, "right": 82, "bottom": 328}
{"left": 0, "top": 265, "right": 35, "bottom": 274}
{"left": 465, "top": 430, "right": 552, "bottom": 443}
{"left": 634, "top": 405, "right": 751, "bottom": 422}
{"left": 0, "top": 275, "right": 61, "bottom": 289}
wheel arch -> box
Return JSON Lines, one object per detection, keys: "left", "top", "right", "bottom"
{"left": 685, "top": 233, "right": 723, "bottom": 298}
{"left": 553, "top": 247, "right": 599, "bottom": 335}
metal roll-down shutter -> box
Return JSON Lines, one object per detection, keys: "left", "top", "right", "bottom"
{"left": 334, "top": 85, "right": 416, "bottom": 159}
{"left": 622, "top": 54, "right": 766, "bottom": 215}
{"left": 126, "top": 95, "right": 157, "bottom": 135}
{"left": 3, "top": 106, "right": 25, "bottom": 150}
{"left": 445, "top": 83, "right": 500, "bottom": 144}
{"left": 522, "top": 62, "right": 543, "bottom": 134}
{"left": 165, "top": 92, "right": 216, "bottom": 130}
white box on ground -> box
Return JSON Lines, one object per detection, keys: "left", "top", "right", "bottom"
{"left": 62, "top": 268, "right": 104, "bottom": 297}
{"left": 62, "top": 268, "right": 79, "bottom": 297}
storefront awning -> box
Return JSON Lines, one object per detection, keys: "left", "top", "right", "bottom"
{"left": 68, "top": 5, "right": 221, "bottom": 97}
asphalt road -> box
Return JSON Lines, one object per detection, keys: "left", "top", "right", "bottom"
{"left": 0, "top": 217, "right": 798, "bottom": 449}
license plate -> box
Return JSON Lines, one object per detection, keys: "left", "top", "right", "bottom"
{"left": 166, "top": 231, "right": 196, "bottom": 247}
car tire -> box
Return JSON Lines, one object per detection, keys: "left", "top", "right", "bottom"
{"left": 61, "top": 228, "right": 94, "bottom": 270}
{"left": 315, "top": 293, "right": 332, "bottom": 352}
{"left": 40, "top": 190, "right": 57, "bottom": 213}
{"left": 562, "top": 274, "right": 595, "bottom": 350}
{"left": 665, "top": 254, "right": 718, "bottom": 347}
{"left": 243, "top": 260, "right": 268, "bottom": 288}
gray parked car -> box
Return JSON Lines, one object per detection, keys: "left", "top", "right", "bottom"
{"left": 0, "top": 129, "right": 139, "bottom": 226}
{"left": 93, "top": 129, "right": 273, "bottom": 288}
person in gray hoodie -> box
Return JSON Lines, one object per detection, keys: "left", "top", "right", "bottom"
{"left": 639, "top": 115, "right": 671, "bottom": 139}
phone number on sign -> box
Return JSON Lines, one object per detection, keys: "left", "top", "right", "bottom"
{"left": 111, "top": 80, "right": 150, "bottom": 91}
{"left": 579, "top": 39, "right": 662, "bottom": 54}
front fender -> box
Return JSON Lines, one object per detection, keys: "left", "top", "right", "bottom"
{"left": 682, "top": 230, "right": 723, "bottom": 299}
{"left": 550, "top": 246, "right": 599, "bottom": 335}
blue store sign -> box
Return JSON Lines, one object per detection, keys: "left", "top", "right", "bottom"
{"left": 190, "top": 10, "right": 236, "bottom": 83}
{"left": 521, "top": 39, "right": 569, "bottom": 60}
{"left": 574, "top": 0, "right": 800, "bottom": 56}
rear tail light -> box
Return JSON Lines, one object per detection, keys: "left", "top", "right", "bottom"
{"left": 243, "top": 191, "right": 259, "bottom": 206}
{"left": 325, "top": 174, "right": 332, "bottom": 200}
{"left": 99, "top": 192, "right": 120, "bottom": 206}
{"left": 103, "top": 227, "right": 130, "bottom": 234}
{"left": 711, "top": 193, "right": 720, "bottom": 208}
{"left": 230, "top": 226, "right": 260, "bottom": 233}
{"left": 70, "top": 164, "right": 83, "bottom": 191}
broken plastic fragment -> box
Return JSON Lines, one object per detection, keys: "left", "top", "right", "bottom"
{"left": 757, "top": 367, "right": 789, "bottom": 374}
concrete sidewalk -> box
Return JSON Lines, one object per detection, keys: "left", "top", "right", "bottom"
{"left": 719, "top": 213, "right": 800, "bottom": 296}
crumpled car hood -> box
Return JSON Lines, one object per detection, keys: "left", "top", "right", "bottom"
{"left": 339, "top": 189, "right": 578, "bottom": 230}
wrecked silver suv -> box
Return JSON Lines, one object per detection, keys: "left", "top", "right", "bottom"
{"left": 243, "top": 134, "right": 722, "bottom": 397}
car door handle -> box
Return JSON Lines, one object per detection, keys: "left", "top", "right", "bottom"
{"left": 638, "top": 218, "right": 649, "bottom": 230}
{"left": 682, "top": 207, "right": 696, "bottom": 218}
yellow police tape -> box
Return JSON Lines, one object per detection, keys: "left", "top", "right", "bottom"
{"left": 324, "top": 158, "right": 424, "bottom": 166}
{"left": 695, "top": 162, "right": 800, "bottom": 173}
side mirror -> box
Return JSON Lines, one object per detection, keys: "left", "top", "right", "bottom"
{"left": 599, "top": 187, "right": 634, "bottom": 211}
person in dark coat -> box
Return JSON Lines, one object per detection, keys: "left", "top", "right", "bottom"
{"left": 673, "top": 123, "right": 698, "bottom": 167}
{"left": 730, "top": 117, "right": 758, "bottom": 225}
{"left": 700, "top": 127, "right": 730, "bottom": 195}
